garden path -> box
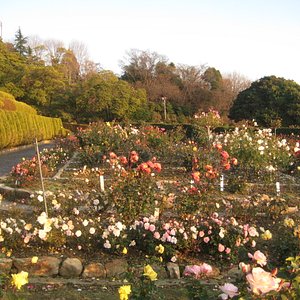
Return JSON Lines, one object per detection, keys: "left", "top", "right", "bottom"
{"left": 0, "top": 140, "right": 55, "bottom": 177}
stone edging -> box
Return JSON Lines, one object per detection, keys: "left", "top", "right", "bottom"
{"left": 0, "top": 256, "right": 184, "bottom": 280}
{"left": 0, "top": 256, "right": 220, "bottom": 280}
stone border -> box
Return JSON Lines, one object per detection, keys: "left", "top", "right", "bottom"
{"left": 0, "top": 256, "right": 183, "bottom": 280}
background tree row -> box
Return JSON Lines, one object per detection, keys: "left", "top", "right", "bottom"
{"left": 1, "top": 28, "right": 300, "bottom": 126}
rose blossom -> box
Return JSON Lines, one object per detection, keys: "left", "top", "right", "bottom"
{"left": 246, "top": 267, "right": 281, "bottom": 295}
{"left": 183, "top": 263, "right": 213, "bottom": 278}
{"left": 239, "top": 262, "right": 251, "bottom": 273}
{"left": 153, "top": 231, "right": 160, "bottom": 239}
{"left": 218, "top": 243, "right": 225, "bottom": 252}
{"left": 248, "top": 226, "right": 259, "bottom": 237}
{"left": 248, "top": 250, "right": 267, "bottom": 266}
{"left": 203, "top": 237, "right": 210, "bottom": 243}
{"left": 219, "top": 283, "right": 239, "bottom": 299}
{"left": 199, "top": 230, "right": 205, "bottom": 237}
{"left": 149, "top": 224, "right": 156, "bottom": 232}
{"left": 144, "top": 222, "right": 150, "bottom": 230}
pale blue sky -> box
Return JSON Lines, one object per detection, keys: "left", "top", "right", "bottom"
{"left": 1, "top": 0, "right": 299, "bottom": 83}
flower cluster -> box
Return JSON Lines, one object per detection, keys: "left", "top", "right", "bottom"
{"left": 104, "top": 150, "right": 162, "bottom": 178}
{"left": 10, "top": 145, "right": 72, "bottom": 187}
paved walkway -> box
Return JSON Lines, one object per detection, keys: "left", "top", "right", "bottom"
{"left": 0, "top": 141, "right": 55, "bottom": 177}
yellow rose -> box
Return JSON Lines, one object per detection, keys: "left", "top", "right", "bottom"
{"left": 261, "top": 230, "right": 272, "bottom": 240}
{"left": 11, "top": 271, "right": 28, "bottom": 290}
{"left": 143, "top": 264, "right": 158, "bottom": 281}
{"left": 31, "top": 256, "right": 39, "bottom": 264}
{"left": 118, "top": 285, "right": 131, "bottom": 300}
{"left": 122, "top": 247, "right": 128, "bottom": 255}
{"left": 284, "top": 217, "right": 295, "bottom": 228}
{"left": 155, "top": 244, "right": 164, "bottom": 254}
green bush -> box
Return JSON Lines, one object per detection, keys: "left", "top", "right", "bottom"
{"left": 0, "top": 110, "right": 66, "bottom": 149}
{"left": 0, "top": 91, "right": 37, "bottom": 114}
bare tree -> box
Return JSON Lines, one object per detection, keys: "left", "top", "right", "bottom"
{"left": 176, "top": 64, "right": 208, "bottom": 102}
{"left": 27, "top": 35, "right": 47, "bottom": 62}
{"left": 44, "top": 39, "right": 65, "bottom": 65}
{"left": 69, "top": 40, "right": 90, "bottom": 75}
{"left": 223, "top": 71, "right": 252, "bottom": 99}
{"left": 120, "top": 49, "right": 167, "bottom": 85}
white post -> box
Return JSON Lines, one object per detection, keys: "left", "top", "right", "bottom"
{"left": 162, "top": 96, "right": 167, "bottom": 121}
{"left": 154, "top": 207, "right": 160, "bottom": 219}
{"left": 35, "top": 138, "right": 48, "bottom": 216}
{"left": 100, "top": 175, "right": 105, "bottom": 192}
{"left": 275, "top": 181, "right": 280, "bottom": 196}
{"left": 220, "top": 175, "right": 224, "bottom": 192}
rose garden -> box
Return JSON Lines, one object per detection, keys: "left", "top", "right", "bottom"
{"left": 0, "top": 118, "right": 299, "bottom": 299}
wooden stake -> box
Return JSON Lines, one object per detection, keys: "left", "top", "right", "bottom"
{"left": 35, "top": 138, "right": 48, "bottom": 216}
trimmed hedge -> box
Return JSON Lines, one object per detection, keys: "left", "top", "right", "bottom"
{"left": 0, "top": 91, "right": 37, "bottom": 114}
{"left": 0, "top": 110, "right": 65, "bottom": 149}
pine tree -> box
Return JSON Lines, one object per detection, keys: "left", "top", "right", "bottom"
{"left": 14, "top": 27, "right": 28, "bottom": 56}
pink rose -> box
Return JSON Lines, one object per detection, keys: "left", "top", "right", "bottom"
{"left": 199, "top": 263, "right": 213, "bottom": 274}
{"left": 203, "top": 237, "right": 210, "bottom": 243}
{"left": 246, "top": 267, "right": 281, "bottom": 295}
{"left": 183, "top": 263, "right": 213, "bottom": 279}
{"left": 149, "top": 224, "right": 156, "bottom": 232}
{"left": 219, "top": 283, "right": 239, "bottom": 299}
{"left": 218, "top": 243, "right": 225, "bottom": 252}
{"left": 239, "top": 262, "right": 251, "bottom": 273}
{"left": 248, "top": 250, "right": 267, "bottom": 266}
{"left": 153, "top": 231, "right": 160, "bottom": 239}
{"left": 199, "top": 230, "right": 205, "bottom": 237}
{"left": 248, "top": 226, "right": 259, "bottom": 237}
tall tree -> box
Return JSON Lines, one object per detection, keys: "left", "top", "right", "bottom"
{"left": 229, "top": 76, "right": 300, "bottom": 126}
{"left": 0, "top": 40, "right": 26, "bottom": 98}
{"left": 69, "top": 40, "right": 91, "bottom": 75}
{"left": 14, "top": 27, "right": 29, "bottom": 56}
{"left": 223, "top": 72, "right": 251, "bottom": 99}
{"left": 203, "top": 67, "right": 222, "bottom": 90}
{"left": 43, "top": 39, "right": 65, "bottom": 65}
{"left": 59, "top": 50, "right": 80, "bottom": 84}
{"left": 120, "top": 49, "right": 167, "bottom": 95}
{"left": 76, "top": 71, "right": 147, "bottom": 122}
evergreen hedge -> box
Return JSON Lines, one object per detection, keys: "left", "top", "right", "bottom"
{"left": 0, "top": 91, "right": 37, "bottom": 114}
{"left": 0, "top": 110, "right": 65, "bottom": 149}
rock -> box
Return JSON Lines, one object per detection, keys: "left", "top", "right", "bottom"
{"left": 152, "top": 264, "right": 168, "bottom": 279}
{"left": 166, "top": 262, "right": 180, "bottom": 279}
{"left": 130, "top": 263, "right": 168, "bottom": 279}
{"left": 60, "top": 258, "right": 83, "bottom": 278}
{"left": 0, "top": 258, "right": 12, "bottom": 273}
{"left": 82, "top": 262, "right": 106, "bottom": 278}
{"left": 105, "top": 259, "right": 128, "bottom": 278}
{"left": 13, "top": 256, "right": 61, "bottom": 276}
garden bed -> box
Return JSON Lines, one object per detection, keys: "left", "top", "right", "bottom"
{"left": 0, "top": 122, "right": 299, "bottom": 299}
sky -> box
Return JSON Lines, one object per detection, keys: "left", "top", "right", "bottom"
{"left": 1, "top": 0, "right": 300, "bottom": 83}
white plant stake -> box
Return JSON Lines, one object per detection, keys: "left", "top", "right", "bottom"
{"left": 100, "top": 175, "right": 105, "bottom": 192}
{"left": 220, "top": 175, "right": 224, "bottom": 192}
{"left": 35, "top": 138, "right": 48, "bottom": 216}
{"left": 276, "top": 181, "right": 280, "bottom": 196}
